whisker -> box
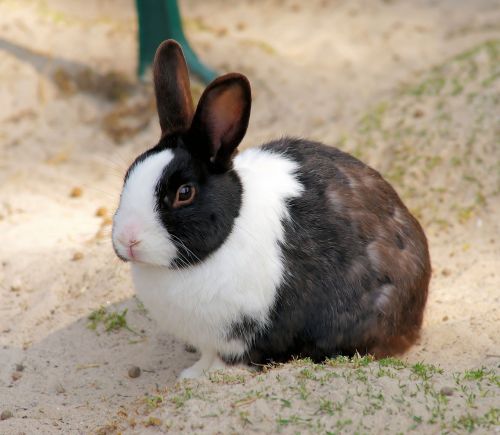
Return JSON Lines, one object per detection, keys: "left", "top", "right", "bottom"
{"left": 169, "top": 233, "right": 201, "bottom": 264}
{"left": 112, "top": 148, "right": 135, "bottom": 168}
{"left": 80, "top": 183, "right": 120, "bottom": 201}
{"left": 93, "top": 154, "right": 128, "bottom": 173}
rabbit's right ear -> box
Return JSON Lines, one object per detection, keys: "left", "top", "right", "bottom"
{"left": 153, "top": 40, "right": 194, "bottom": 136}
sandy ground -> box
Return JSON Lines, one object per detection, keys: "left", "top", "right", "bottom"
{"left": 0, "top": 0, "right": 499, "bottom": 433}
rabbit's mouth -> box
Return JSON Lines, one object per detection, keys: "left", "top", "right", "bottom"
{"left": 112, "top": 238, "right": 144, "bottom": 263}
{"left": 126, "top": 240, "right": 141, "bottom": 261}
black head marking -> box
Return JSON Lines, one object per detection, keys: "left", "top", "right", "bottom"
{"left": 152, "top": 142, "right": 242, "bottom": 267}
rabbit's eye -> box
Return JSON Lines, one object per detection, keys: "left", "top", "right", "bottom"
{"left": 173, "top": 184, "right": 196, "bottom": 208}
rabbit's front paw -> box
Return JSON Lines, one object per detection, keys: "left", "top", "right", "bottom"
{"left": 179, "top": 365, "right": 204, "bottom": 379}
{"left": 178, "top": 351, "right": 217, "bottom": 379}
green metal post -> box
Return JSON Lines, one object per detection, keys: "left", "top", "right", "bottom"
{"left": 136, "top": 0, "right": 217, "bottom": 83}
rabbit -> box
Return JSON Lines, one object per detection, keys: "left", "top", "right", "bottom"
{"left": 112, "top": 40, "right": 431, "bottom": 379}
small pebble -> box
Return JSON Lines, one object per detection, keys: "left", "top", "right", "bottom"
{"left": 15, "top": 364, "right": 24, "bottom": 372}
{"left": 72, "top": 252, "right": 84, "bottom": 261}
{"left": 236, "top": 21, "right": 246, "bottom": 31}
{"left": 11, "top": 371, "right": 22, "bottom": 381}
{"left": 128, "top": 366, "right": 141, "bottom": 378}
{"left": 440, "top": 386, "right": 454, "bottom": 396}
{"left": 184, "top": 344, "right": 197, "bottom": 353}
{"left": 95, "top": 206, "right": 108, "bottom": 217}
{"left": 0, "top": 410, "right": 13, "bottom": 420}
{"left": 55, "top": 382, "right": 66, "bottom": 394}
{"left": 10, "top": 278, "right": 22, "bottom": 292}
{"left": 69, "top": 187, "right": 83, "bottom": 198}
{"left": 215, "top": 27, "right": 228, "bottom": 37}
{"left": 441, "top": 268, "right": 452, "bottom": 277}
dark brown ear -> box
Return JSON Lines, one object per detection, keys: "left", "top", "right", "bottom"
{"left": 153, "top": 40, "right": 194, "bottom": 136}
{"left": 189, "top": 73, "right": 251, "bottom": 170}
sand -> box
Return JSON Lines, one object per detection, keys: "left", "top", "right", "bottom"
{"left": 0, "top": 0, "right": 499, "bottom": 433}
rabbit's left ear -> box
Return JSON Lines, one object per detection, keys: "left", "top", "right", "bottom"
{"left": 189, "top": 73, "right": 251, "bottom": 171}
{"left": 153, "top": 40, "right": 194, "bottom": 136}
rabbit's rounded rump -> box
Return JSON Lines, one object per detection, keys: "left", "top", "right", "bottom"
{"left": 112, "top": 40, "right": 431, "bottom": 378}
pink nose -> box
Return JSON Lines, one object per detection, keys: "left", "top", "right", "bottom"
{"left": 116, "top": 222, "right": 140, "bottom": 246}
{"left": 117, "top": 235, "right": 141, "bottom": 248}
{"left": 114, "top": 219, "right": 143, "bottom": 259}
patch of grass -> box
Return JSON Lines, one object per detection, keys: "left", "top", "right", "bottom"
{"left": 104, "top": 309, "right": 129, "bottom": 332}
{"left": 279, "top": 398, "right": 292, "bottom": 409}
{"left": 324, "top": 354, "right": 374, "bottom": 368}
{"left": 408, "top": 75, "right": 446, "bottom": 96}
{"left": 378, "top": 357, "right": 408, "bottom": 369}
{"left": 318, "top": 398, "right": 343, "bottom": 416}
{"left": 276, "top": 414, "right": 312, "bottom": 428}
{"left": 117, "top": 356, "right": 499, "bottom": 434}
{"left": 171, "top": 387, "right": 193, "bottom": 408}
{"left": 325, "top": 355, "right": 351, "bottom": 367}
{"left": 295, "top": 379, "right": 310, "bottom": 400}
{"left": 411, "top": 362, "right": 443, "bottom": 381}
{"left": 239, "top": 410, "right": 252, "bottom": 426}
{"left": 144, "top": 416, "right": 162, "bottom": 427}
{"left": 457, "top": 205, "right": 475, "bottom": 224}
{"left": 87, "top": 306, "right": 106, "bottom": 330}
{"left": 290, "top": 356, "right": 315, "bottom": 367}
{"left": 463, "top": 367, "right": 488, "bottom": 381}
{"left": 451, "top": 407, "right": 500, "bottom": 432}
{"left": 376, "top": 367, "right": 397, "bottom": 378}
{"left": 428, "top": 388, "right": 450, "bottom": 423}
{"left": 343, "top": 39, "right": 500, "bottom": 230}
{"left": 461, "top": 368, "right": 500, "bottom": 388}
{"left": 425, "top": 155, "right": 443, "bottom": 171}
{"left": 326, "top": 418, "right": 353, "bottom": 434}
{"left": 355, "top": 368, "right": 369, "bottom": 382}
{"left": 357, "top": 102, "right": 388, "bottom": 133}
{"left": 351, "top": 353, "right": 375, "bottom": 367}
{"left": 412, "top": 415, "right": 423, "bottom": 425}
{"left": 87, "top": 306, "right": 137, "bottom": 334}
{"left": 482, "top": 71, "right": 500, "bottom": 87}
{"left": 208, "top": 371, "right": 247, "bottom": 385}
{"left": 298, "top": 367, "right": 318, "bottom": 380}
{"left": 461, "top": 385, "right": 477, "bottom": 408}
{"left": 145, "top": 395, "right": 163, "bottom": 410}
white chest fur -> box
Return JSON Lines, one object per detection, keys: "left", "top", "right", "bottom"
{"left": 131, "top": 148, "right": 303, "bottom": 357}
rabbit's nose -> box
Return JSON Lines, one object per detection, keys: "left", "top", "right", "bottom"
{"left": 117, "top": 236, "right": 141, "bottom": 248}
{"left": 115, "top": 221, "right": 141, "bottom": 247}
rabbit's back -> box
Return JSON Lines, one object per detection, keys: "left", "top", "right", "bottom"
{"left": 231, "top": 138, "right": 431, "bottom": 364}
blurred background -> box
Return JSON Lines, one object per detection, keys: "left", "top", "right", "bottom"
{"left": 0, "top": 0, "right": 499, "bottom": 432}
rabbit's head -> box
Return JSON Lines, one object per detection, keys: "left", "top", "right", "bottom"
{"left": 112, "top": 40, "right": 251, "bottom": 268}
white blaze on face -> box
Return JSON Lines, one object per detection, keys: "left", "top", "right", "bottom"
{"left": 112, "top": 149, "right": 177, "bottom": 266}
